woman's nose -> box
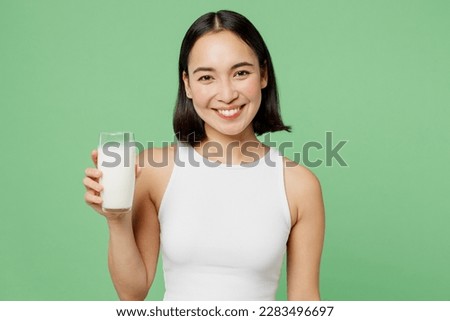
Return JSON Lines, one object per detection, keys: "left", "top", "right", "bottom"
{"left": 217, "top": 79, "right": 238, "bottom": 103}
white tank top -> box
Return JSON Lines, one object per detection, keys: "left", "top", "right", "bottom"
{"left": 158, "top": 142, "right": 291, "bottom": 300}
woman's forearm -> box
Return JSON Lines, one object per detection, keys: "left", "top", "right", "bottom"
{"left": 107, "top": 215, "right": 149, "bottom": 300}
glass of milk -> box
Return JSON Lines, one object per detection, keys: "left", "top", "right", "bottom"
{"left": 98, "top": 132, "right": 136, "bottom": 212}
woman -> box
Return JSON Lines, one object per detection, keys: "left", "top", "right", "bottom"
{"left": 83, "top": 10, "right": 325, "bottom": 301}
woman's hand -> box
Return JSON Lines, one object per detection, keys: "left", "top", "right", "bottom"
{"left": 83, "top": 149, "right": 140, "bottom": 221}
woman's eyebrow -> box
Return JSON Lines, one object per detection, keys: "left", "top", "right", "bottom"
{"left": 193, "top": 67, "right": 214, "bottom": 74}
{"left": 231, "top": 61, "right": 254, "bottom": 69}
{"left": 192, "top": 62, "right": 254, "bottom": 74}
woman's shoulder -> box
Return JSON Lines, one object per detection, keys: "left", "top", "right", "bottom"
{"left": 282, "top": 156, "right": 321, "bottom": 188}
{"left": 282, "top": 156, "right": 323, "bottom": 220}
{"left": 137, "top": 144, "right": 177, "bottom": 170}
{"left": 137, "top": 144, "right": 177, "bottom": 207}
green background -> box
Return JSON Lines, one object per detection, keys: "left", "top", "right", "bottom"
{"left": 1, "top": 0, "right": 449, "bottom": 300}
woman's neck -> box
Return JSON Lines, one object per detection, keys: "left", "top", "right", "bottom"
{"left": 194, "top": 125, "right": 269, "bottom": 165}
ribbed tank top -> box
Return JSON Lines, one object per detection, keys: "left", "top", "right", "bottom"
{"left": 158, "top": 142, "right": 292, "bottom": 300}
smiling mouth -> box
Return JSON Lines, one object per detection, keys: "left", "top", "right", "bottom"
{"left": 213, "top": 104, "right": 245, "bottom": 118}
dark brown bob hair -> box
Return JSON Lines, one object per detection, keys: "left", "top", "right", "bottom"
{"left": 173, "top": 10, "right": 291, "bottom": 146}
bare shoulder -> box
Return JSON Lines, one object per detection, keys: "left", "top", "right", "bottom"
{"left": 283, "top": 157, "right": 322, "bottom": 193}
{"left": 283, "top": 157, "right": 324, "bottom": 223}
{"left": 137, "top": 144, "right": 176, "bottom": 210}
{"left": 137, "top": 144, "right": 176, "bottom": 170}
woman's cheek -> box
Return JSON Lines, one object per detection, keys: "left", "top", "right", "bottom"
{"left": 192, "top": 85, "right": 215, "bottom": 107}
{"left": 241, "top": 79, "right": 263, "bottom": 100}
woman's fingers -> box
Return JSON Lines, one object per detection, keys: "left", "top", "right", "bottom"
{"left": 91, "top": 149, "right": 98, "bottom": 167}
{"left": 84, "top": 150, "right": 105, "bottom": 214}
{"left": 83, "top": 176, "right": 103, "bottom": 193}
{"left": 85, "top": 167, "right": 102, "bottom": 179}
{"left": 84, "top": 189, "right": 102, "bottom": 205}
{"left": 135, "top": 163, "right": 142, "bottom": 178}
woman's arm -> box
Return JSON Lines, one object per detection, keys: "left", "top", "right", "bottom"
{"left": 84, "top": 149, "right": 161, "bottom": 300}
{"left": 107, "top": 169, "right": 160, "bottom": 300}
{"left": 285, "top": 160, "right": 325, "bottom": 300}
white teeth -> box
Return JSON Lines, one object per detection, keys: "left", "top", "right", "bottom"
{"left": 217, "top": 107, "right": 240, "bottom": 117}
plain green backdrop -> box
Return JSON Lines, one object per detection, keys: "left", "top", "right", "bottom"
{"left": 1, "top": 0, "right": 449, "bottom": 300}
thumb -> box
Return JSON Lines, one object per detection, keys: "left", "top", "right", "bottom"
{"left": 135, "top": 162, "right": 142, "bottom": 178}
{"left": 91, "top": 149, "right": 98, "bottom": 167}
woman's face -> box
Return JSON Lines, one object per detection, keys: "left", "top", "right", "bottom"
{"left": 183, "top": 30, "right": 267, "bottom": 140}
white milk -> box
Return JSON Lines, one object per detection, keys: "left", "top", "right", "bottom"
{"left": 98, "top": 143, "right": 136, "bottom": 212}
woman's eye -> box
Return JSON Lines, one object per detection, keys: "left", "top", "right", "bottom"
{"left": 198, "top": 75, "right": 213, "bottom": 81}
{"left": 235, "top": 70, "right": 250, "bottom": 77}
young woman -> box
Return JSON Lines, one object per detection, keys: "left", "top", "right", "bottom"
{"left": 83, "top": 10, "right": 325, "bottom": 301}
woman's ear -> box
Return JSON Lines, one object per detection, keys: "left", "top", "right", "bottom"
{"left": 182, "top": 71, "right": 192, "bottom": 99}
{"left": 260, "top": 61, "right": 268, "bottom": 89}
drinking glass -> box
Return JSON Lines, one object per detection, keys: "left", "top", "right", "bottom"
{"left": 97, "top": 132, "right": 136, "bottom": 212}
